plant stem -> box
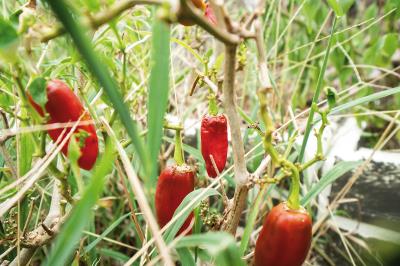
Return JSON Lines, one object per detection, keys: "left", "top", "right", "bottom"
{"left": 174, "top": 129, "right": 184, "bottom": 166}
{"left": 220, "top": 44, "right": 249, "bottom": 235}
{"left": 298, "top": 16, "right": 337, "bottom": 162}
{"left": 181, "top": 0, "right": 239, "bottom": 45}
{"left": 284, "top": 161, "right": 300, "bottom": 210}
{"left": 208, "top": 92, "right": 218, "bottom": 116}
{"left": 41, "top": 0, "right": 163, "bottom": 42}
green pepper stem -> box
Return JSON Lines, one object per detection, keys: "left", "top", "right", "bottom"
{"left": 258, "top": 88, "right": 301, "bottom": 210}
{"left": 285, "top": 161, "right": 301, "bottom": 210}
{"left": 208, "top": 92, "right": 218, "bottom": 116}
{"left": 174, "top": 129, "right": 184, "bottom": 166}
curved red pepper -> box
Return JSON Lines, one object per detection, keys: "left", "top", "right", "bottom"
{"left": 28, "top": 79, "right": 98, "bottom": 170}
{"left": 201, "top": 114, "right": 228, "bottom": 177}
{"left": 155, "top": 165, "right": 195, "bottom": 235}
{"left": 255, "top": 202, "right": 312, "bottom": 266}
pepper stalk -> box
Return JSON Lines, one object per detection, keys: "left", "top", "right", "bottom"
{"left": 208, "top": 90, "right": 218, "bottom": 116}
{"left": 258, "top": 89, "right": 301, "bottom": 210}
{"left": 164, "top": 122, "right": 185, "bottom": 166}
{"left": 174, "top": 128, "right": 184, "bottom": 166}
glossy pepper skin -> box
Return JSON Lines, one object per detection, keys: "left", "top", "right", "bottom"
{"left": 155, "top": 165, "right": 195, "bottom": 235}
{"left": 28, "top": 79, "right": 98, "bottom": 170}
{"left": 254, "top": 202, "right": 312, "bottom": 266}
{"left": 201, "top": 114, "right": 228, "bottom": 177}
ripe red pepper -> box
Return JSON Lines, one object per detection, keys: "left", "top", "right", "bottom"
{"left": 254, "top": 202, "right": 312, "bottom": 266}
{"left": 200, "top": 92, "right": 228, "bottom": 180}
{"left": 201, "top": 114, "right": 228, "bottom": 177}
{"left": 28, "top": 79, "right": 98, "bottom": 170}
{"left": 155, "top": 164, "right": 195, "bottom": 235}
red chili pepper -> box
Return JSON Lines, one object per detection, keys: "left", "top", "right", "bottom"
{"left": 155, "top": 165, "right": 195, "bottom": 235}
{"left": 254, "top": 202, "right": 312, "bottom": 266}
{"left": 28, "top": 79, "right": 98, "bottom": 170}
{"left": 201, "top": 114, "right": 228, "bottom": 177}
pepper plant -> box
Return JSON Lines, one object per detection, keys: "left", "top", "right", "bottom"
{"left": 0, "top": 0, "right": 399, "bottom": 266}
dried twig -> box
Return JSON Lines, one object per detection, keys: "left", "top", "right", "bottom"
{"left": 10, "top": 181, "right": 63, "bottom": 266}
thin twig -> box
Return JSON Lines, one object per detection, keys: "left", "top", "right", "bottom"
{"left": 180, "top": 0, "right": 239, "bottom": 45}
{"left": 40, "top": 0, "right": 163, "bottom": 42}
{"left": 11, "top": 181, "right": 63, "bottom": 265}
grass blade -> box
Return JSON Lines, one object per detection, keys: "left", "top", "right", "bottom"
{"left": 301, "top": 160, "right": 362, "bottom": 205}
{"left": 83, "top": 212, "right": 131, "bottom": 254}
{"left": 44, "top": 141, "right": 116, "bottom": 266}
{"left": 147, "top": 20, "right": 171, "bottom": 188}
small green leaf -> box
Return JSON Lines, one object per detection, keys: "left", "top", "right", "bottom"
{"left": 327, "top": 0, "right": 344, "bottom": 16}
{"left": 339, "top": 0, "right": 355, "bottom": 14}
{"left": 325, "top": 87, "right": 337, "bottom": 110}
{"left": 382, "top": 33, "right": 398, "bottom": 58}
{"left": 27, "top": 77, "right": 47, "bottom": 109}
{"left": 176, "top": 232, "right": 245, "bottom": 266}
{"left": 0, "top": 17, "right": 19, "bottom": 62}
{"left": 301, "top": 161, "right": 362, "bottom": 205}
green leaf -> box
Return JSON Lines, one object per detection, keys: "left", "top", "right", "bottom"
{"left": 327, "top": 0, "right": 344, "bottom": 16}
{"left": 0, "top": 17, "right": 18, "bottom": 48}
{"left": 164, "top": 188, "right": 219, "bottom": 243}
{"left": 84, "top": 213, "right": 131, "bottom": 254}
{"left": 44, "top": 141, "right": 116, "bottom": 266}
{"left": 176, "top": 232, "right": 245, "bottom": 266}
{"left": 339, "top": 0, "right": 355, "bottom": 14}
{"left": 147, "top": 20, "right": 170, "bottom": 188}
{"left": 98, "top": 248, "right": 130, "bottom": 262}
{"left": 325, "top": 87, "right": 337, "bottom": 109}
{"left": 45, "top": 0, "right": 151, "bottom": 180}
{"left": 27, "top": 77, "right": 47, "bottom": 109}
{"left": 301, "top": 161, "right": 362, "bottom": 205}
{"left": 0, "top": 17, "right": 19, "bottom": 62}
{"left": 330, "top": 87, "right": 400, "bottom": 115}
{"left": 382, "top": 33, "right": 398, "bottom": 58}
{"left": 177, "top": 247, "right": 195, "bottom": 266}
